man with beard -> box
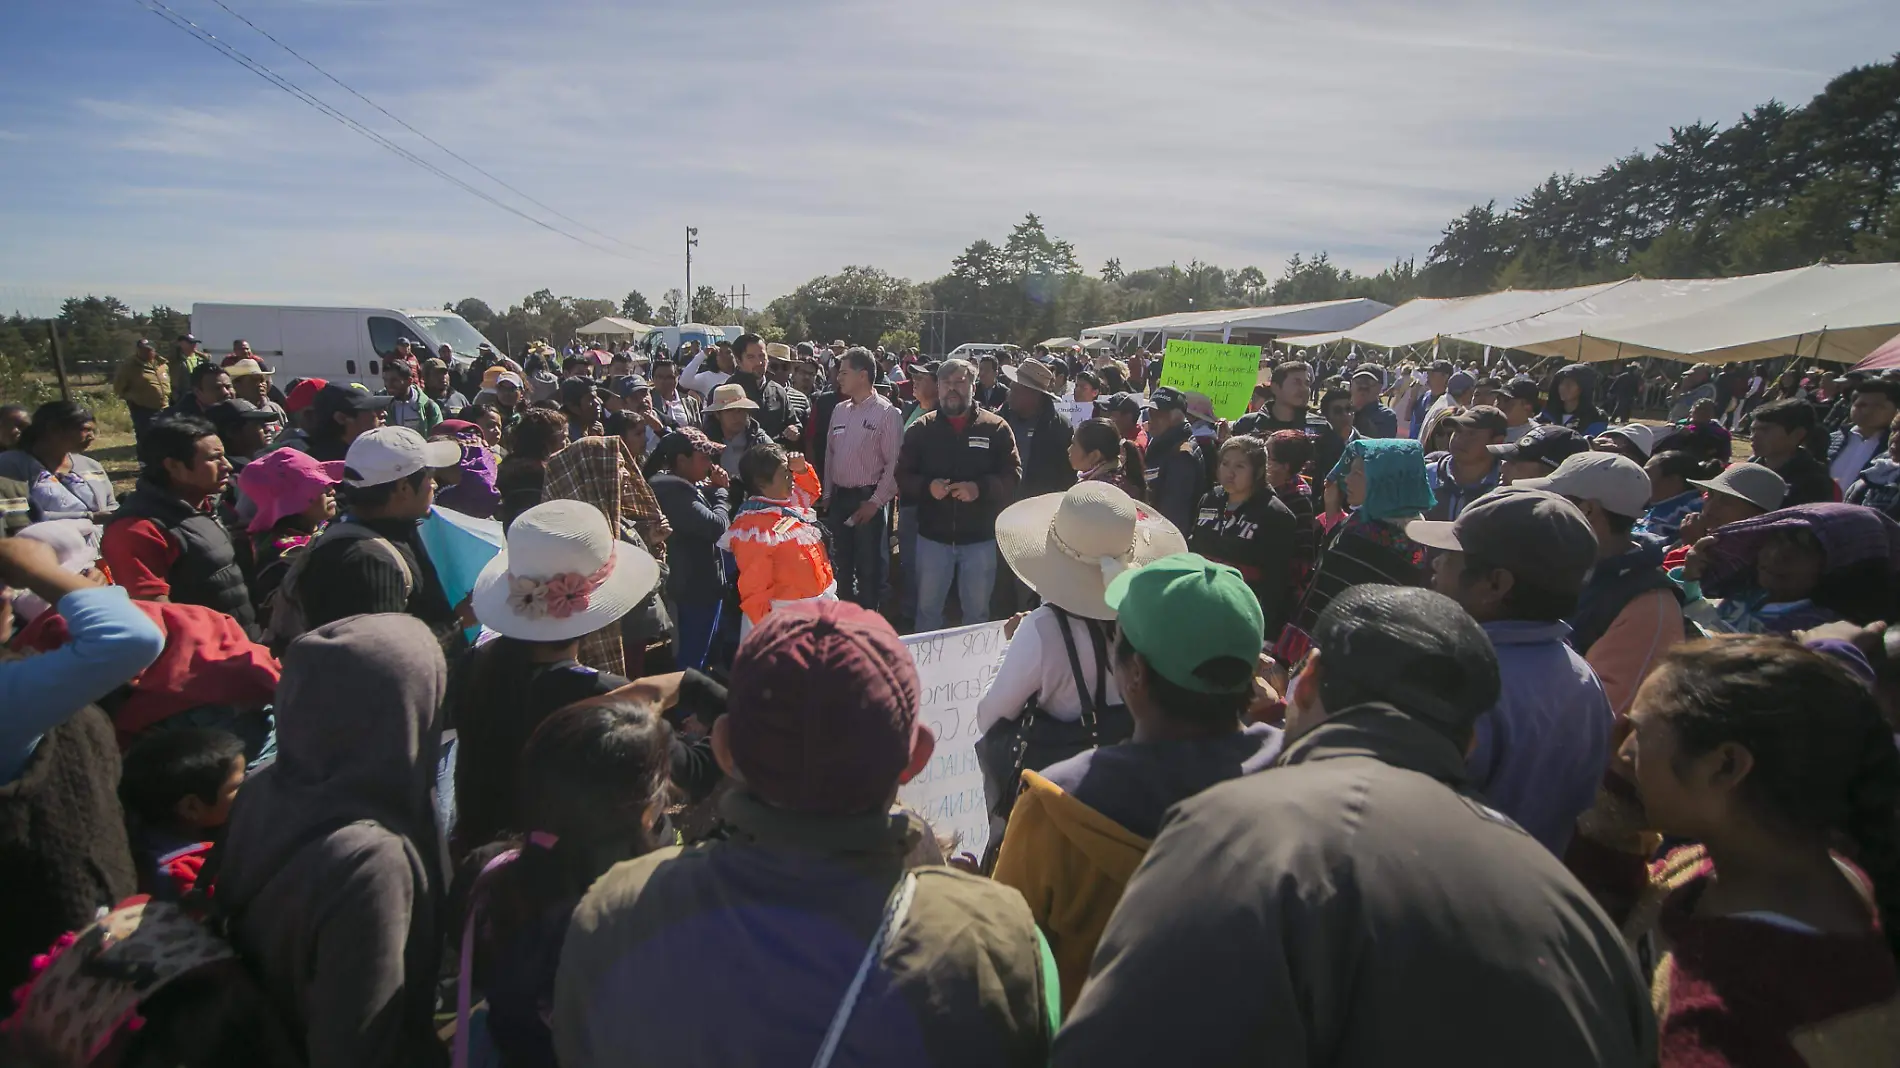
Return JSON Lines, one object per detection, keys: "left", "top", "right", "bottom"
{"left": 896, "top": 359, "right": 1022, "bottom": 631}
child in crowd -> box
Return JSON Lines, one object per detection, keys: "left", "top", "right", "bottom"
{"left": 457, "top": 698, "right": 674, "bottom": 1068}
{"left": 237, "top": 448, "right": 343, "bottom": 621}
{"left": 1263, "top": 429, "right": 1320, "bottom": 589}
{"left": 117, "top": 727, "right": 246, "bottom": 901}
{"left": 717, "top": 443, "right": 834, "bottom": 635}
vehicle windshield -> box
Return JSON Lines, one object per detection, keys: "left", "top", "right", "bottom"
{"left": 408, "top": 314, "right": 495, "bottom": 360}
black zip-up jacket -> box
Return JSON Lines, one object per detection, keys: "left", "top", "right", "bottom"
{"left": 727, "top": 370, "right": 799, "bottom": 441}
{"left": 1233, "top": 406, "right": 1341, "bottom": 477}
{"left": 1006, "top": 402, "right": 1078, "bottom": 500}
{"left": 1188, "top": 487, "right": 1299, "bottom": 640}
{"left": 1143, "top": 423, "right": 1209, "bottom": 535}
{"left": 896, "top": 407, "right": 1022, "bottom": 545}
{"left": 1750, "top": 447, "right": 1838, "bottom": 507}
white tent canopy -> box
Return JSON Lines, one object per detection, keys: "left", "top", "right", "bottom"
{"left": 576, "top": 316, "right": 654, "bottom": 338}
{"left": 1281, "top": 264, "right": 1900, "bottom": 365}
{"left": 1082, "top": 297, "right": 1392, "bottom": 344}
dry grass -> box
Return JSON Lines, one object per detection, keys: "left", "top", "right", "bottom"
{"left": 17, "top": 371, "right": 141, "bottom": 493}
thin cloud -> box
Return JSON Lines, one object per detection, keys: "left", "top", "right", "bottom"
{"left": 1, "top": 0, "right": 1895, "bottom": 316}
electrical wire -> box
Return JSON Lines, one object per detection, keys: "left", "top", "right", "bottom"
{"left": 132, "top": 0, "right": 642, "bottom": 260}
{"left": 201, "top": 0, "right": 649, "bottom": 255}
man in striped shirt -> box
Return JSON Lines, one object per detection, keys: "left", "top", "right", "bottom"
{"left": 822, "top": 347, "right": 905, "bottom": 611}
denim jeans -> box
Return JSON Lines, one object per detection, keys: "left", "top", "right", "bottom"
{"left": 895, "top": 503, "right": 919, "bottom": 627}
{"left": 822, "top": 487, "right": 889, "bottom": 611}
{"left": 672, "top": 597, "right": 723, "bottom": 671}
{"left": 913, "top": 537, "right": 998, "bottom": 633}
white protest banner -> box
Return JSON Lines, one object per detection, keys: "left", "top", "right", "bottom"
{"left": 897, "top": 620, "right": 1009, "bottom": 860}
{"left": 1055, "top": 398, "right": 1094, "bottom": 427}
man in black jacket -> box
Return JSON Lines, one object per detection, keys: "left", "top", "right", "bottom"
{"left": 1056, "top": 585, "right": 1655, "bottom": 1068}
{"left": 995, "top": 358, "right": 1076, "bottom": 615}
{"left": 895, "top": 358, "right": 1022, "bottom": 632}
{"left": 295, "top": 426, "right": 464, "bottom": 644}
{"left": 1233, "top": 360, "right": 1330, "bottom": 442}
{"left": 726, "top": 333, "right": 803, "bottom": 446}
{"left": 1142, "top": 387, "right": 1212, "bottom": 534}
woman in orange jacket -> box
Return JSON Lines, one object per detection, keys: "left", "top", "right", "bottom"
{"left": 717, "top": 442, "right": 836, "bottom": 633}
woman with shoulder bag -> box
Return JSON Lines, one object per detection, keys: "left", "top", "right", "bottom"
{"left": 973, "top": 480, "right": 1186, "bottom": 861}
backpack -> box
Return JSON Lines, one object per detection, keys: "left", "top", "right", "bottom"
{"left": 263, "top": 521, "right": 416, "bottom": 646}
{"left": 974, "top": 606, "right": 1133, "bottom": 868}
{"left": 2, "top": 817, "right": 364, "bottom": 1068}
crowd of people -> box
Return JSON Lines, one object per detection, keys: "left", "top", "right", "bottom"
{"left": 0, "top": 328, "right": 1897, "bottom": 1067}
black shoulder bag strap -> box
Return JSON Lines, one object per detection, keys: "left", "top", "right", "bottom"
{"left": 1049, "top": 605, "right": 1102, "bottom": 744}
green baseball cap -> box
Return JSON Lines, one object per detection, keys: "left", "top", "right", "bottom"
{"left": 1103, "top": 552, "right": 1264, "bottom": 693}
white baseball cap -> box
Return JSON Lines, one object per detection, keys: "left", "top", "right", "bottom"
{"left": 342, "top": 426, "right": 463, "bottom": 487}
{"left": 1516, "top": 451, "right": 1652, "bottom": 520}
{"left": 1688, "top": 462, "right": 1788, "bottom": 512}
{"left": 1595, "top": 423, "right": 1661, "bottom": 460}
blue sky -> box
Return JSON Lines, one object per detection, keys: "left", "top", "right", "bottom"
{"left": 2, "top": 0, "right": 1896, "bottom": 318}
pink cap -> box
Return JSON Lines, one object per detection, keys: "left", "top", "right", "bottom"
{"left": 240, "top": 448, "right": 346, "bottom": 534}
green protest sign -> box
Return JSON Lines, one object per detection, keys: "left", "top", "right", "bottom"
{"left": 1158, "top": 340, "right": 1262, "bottom": 420}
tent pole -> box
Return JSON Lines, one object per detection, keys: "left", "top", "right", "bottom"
{"left": 1814, "top": 328, "right": 1830, "bottom": 364}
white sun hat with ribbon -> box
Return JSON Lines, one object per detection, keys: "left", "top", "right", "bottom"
{"left": 995, "top": 481, "right": 1187, "bottom": 620}
{"left": 472, "top": 499, "right": 659, "bottom": 642}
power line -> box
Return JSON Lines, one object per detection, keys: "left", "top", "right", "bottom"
{"left": 200, "top": 0, "right": 649, "bottom": 256}
{"left": 131, "top": 0, "right": 640, "bottom": 260}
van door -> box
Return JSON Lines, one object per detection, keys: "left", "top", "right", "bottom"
{"left": 280, "top": 309, "right": 351, "bottom": 383}
{"left": 367, "top": 315, "right": 414, "bottom": 382}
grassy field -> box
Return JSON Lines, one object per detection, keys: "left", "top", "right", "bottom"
{"left": 15, "top": 371, "right": 140, "bottom": 493}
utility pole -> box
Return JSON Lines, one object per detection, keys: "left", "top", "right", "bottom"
{"left": 685, "top": 225, "right": 698, "bottom": 324}
{"left": 47, "top": 321, "right": 71, "bottom": 402}
{"left": 737, "top": 284, "right": 748, "bottom": 330}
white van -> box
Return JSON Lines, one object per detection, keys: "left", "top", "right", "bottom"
{"left": 189, "top": 304, "right": 501, "bottom": 387}
{"left": 947, "top": 343, "right": 1023, "bottom": 364}
{"left": 644, "top": 323, "right": 738, "bottom": 358}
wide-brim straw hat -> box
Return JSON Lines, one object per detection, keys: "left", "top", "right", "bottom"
{"left": 704, "top": 382, "right": 760, "bottom": 413}
{"left": 996, "top": 481, "right": 1187, "bottom": 620}
{"left": 472, "top": 499, "right": 660, "bottom": 642}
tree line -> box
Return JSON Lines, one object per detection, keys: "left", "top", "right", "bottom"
{"left": 6, "top": 53, "right": 1894, "bottom": 380}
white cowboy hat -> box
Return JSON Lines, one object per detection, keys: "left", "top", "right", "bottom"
{"left": 995, "top": 481, "right": 1187, "bottom": 620}
{"left": 704, "top": 382, "right": 760, "bottom": 413}
{"left": 472, "top": 499, "right": 660, "bottom": 642}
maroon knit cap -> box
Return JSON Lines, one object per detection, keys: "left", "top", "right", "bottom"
{"left": 726, "top": 601, "right": 921, "bottom": 814}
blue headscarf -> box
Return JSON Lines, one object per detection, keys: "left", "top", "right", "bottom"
{"left": 1329, "top": 438, "right": 1435, "bottom": 521}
